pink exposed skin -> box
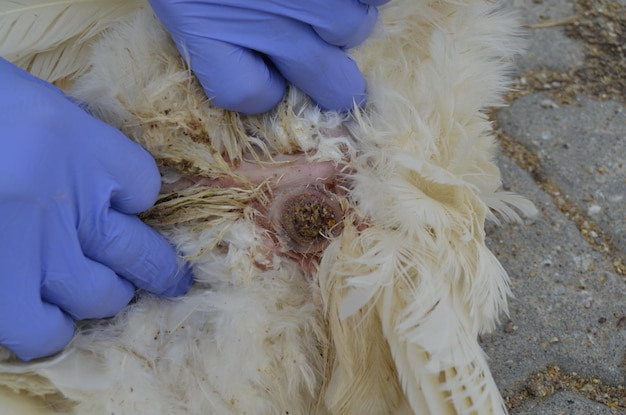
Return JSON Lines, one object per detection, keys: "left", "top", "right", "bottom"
{"left": 161, "top": 154, "right": 339, "bottom": 192}
{"left": 160, "top": 154, "right": 346, "bottom": 268}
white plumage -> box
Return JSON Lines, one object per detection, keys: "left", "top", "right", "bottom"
{"left": 0, "top": 1, "right": 536, "bottom": 414}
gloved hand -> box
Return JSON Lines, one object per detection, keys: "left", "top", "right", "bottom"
{"left": 148, "top": 0, "right": 390, "bottom": 114}
{"left": 0, "top": 58, "right": 193, "bottom": 361}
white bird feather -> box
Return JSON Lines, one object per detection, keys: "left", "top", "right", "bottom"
{"left": 0, "top": 0, "right": 143, "bottom": 82}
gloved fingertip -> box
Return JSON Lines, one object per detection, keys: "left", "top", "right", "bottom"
{"left": 313, "top": 2, "right": 378, "bottom": 49}
{"left": 186, "top": 40, "right": 287, "bottom": 114}
{"left": 108, "top": 139, "right": 162, "bottom": 214}
{"left": 202, "top": 72, "right": 286, "bottom": 115}
{"left": 41, "top": 263, "right": 137, "bottom": 321}
{"left": 10, "top": 307, "right": 74, "bottom": 361}
{"left": 309, "top": 64, "right": 368, "bottom": 112}
{"left": 154, "top": 262, "right": 194, "bottom": 298}
{"left": 347, "top": 5, "right": 379, "bottom": 49}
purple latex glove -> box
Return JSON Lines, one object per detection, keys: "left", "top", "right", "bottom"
{"left": 0, "top": 59, "right": 193, "bottom": 361}
{"left": 149, "top": 0, "right": 390, "bottom": 114}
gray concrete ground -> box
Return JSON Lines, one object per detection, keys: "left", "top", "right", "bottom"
{"left": 482, "top": 0, "right": 625, "bottom": 412}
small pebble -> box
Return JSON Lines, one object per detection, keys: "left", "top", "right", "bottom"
{"left": 587, "top": 204, "right": 602, "bottom": 215}
{"left": 540, "top": 99, "right": 559, "bottom": 108}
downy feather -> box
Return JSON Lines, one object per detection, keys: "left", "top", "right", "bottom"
{"left": 0, "top": 0, "right": 144, "bottom": 83}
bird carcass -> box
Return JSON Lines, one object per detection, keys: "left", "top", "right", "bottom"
{"left": 0, "top": 0, "right": 536, "bottom": 414}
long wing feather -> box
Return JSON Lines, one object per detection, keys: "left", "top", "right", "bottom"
{"left": 379, "top": 284, "right": 508, "bottom": 415}
{"left": 0, "top": 0, "right": 144, "bottom": 82}
{"left": 320, "top": 217, "right": 511, "bottom": 415}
